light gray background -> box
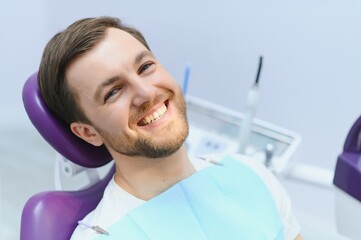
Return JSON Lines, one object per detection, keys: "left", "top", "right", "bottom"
{"left": 1, "top": 0, "right": 360, "bottom": 239}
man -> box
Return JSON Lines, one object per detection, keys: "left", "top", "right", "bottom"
{"left": 38, "top": 17, "right": 302, "bottom": 239}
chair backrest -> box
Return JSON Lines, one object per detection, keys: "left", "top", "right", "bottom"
{"left": 343, "top": 115, "right": 361, "bottom": 153}
{"left": 333, "top": 115, "right": 361, "bottom": 202}
{"left": 20, "top": 73, "right": 114, "bottom": 240}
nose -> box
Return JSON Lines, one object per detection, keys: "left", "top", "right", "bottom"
{"left": 131, "top": 77, "right": 157, "bottom": 107}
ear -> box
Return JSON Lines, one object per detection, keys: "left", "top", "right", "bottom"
{"left": 70, "top": 122, "right": 104, "bottom": 147}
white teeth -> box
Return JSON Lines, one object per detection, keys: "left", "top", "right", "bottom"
{"left": 140, "top": 105, "right": 167, "bottom": 126}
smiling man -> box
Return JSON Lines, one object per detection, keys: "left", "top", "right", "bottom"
{"left": 38, "top": 17, "right": 302, "bottom": 239}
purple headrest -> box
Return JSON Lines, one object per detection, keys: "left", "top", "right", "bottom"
{"left": 22, "top": 72, "right": 112, "bottom": 167}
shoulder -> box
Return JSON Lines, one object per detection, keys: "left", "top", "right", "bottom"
{"left": 205, "top": 153, "right": 277, "bottom": 184}
{"left": 227, "top": 153, "right": 281, "bottom": 190}
{"left": 70, "top": 176, "right": 144, "bottom": 240}
{"left": 70, "top": 196, "right": 106, "bottom": 239}
{"left": 209, "top": 153, "right": 301, "bottom": 240}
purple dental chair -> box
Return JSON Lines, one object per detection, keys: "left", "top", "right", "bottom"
{"left": 333, "top": 115, "right": 361, "bottom": 201}
{"left": 20, "top": 72, "right": 114, "bottom": 240}
{"left": 333, "top": 115, "right": 361, "bottom": 238}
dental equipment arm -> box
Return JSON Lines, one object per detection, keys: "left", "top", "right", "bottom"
{"left": 238, "top": 56, "right": 263, "bottom": 154}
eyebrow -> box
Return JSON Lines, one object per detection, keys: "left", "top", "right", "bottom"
{"left": 94, "top": 50, "right": 155, "bottom": 102}
{"left": 135, "top": 50, "right": 154, "bottom": 66}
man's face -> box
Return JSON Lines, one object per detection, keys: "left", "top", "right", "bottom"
{"left": 66, "top": 28, "right": 188, "bottom": 158}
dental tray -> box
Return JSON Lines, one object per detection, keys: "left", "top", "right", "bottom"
{"left": 185, "top": 96, "right": 301, "bottom": 173}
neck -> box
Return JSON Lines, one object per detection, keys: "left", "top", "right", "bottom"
{"left": 112, "top": 144, "right": 195, "bottom": 200}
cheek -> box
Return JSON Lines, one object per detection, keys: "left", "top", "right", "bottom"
{"left": 156, "top": 68, "right": 178, "bottom": 87}
{"left": 92, "top": 105, "right": 130, "bottom": 132}
{"left": 163, "top": 79, "right": 181, "bottom": 95}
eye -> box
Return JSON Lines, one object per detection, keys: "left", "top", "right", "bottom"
{"left": 138, "top": 62, "right": 155, "bottom": 74}
{"left": 104, "top": 87, "right": 122, "bottom": 103}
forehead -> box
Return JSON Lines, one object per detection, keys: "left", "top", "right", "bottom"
{"left": 70, "top": 27, "right": 147, "bottom": 71}
{"left": 66, "top": 28, "right": 150, "bottom": 98}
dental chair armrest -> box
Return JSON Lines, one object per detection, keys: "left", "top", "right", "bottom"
{"left": 20, "top": 164, "right": 114, "bottom": 240}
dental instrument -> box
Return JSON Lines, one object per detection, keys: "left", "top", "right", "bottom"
{"left": 197, "top": 156, "right": 224, "bottom": 166}
{"left": 264, "top": 143, "right": 275, "bottom": 168}
{"left": 78, "top": 221, "right": 110, "bottom": 235}
{"left": 238, "top": 56, "right": 263, "bottom": 154}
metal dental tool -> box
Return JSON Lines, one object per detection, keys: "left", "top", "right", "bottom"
{"left": 78, "top": 221, "right": 110, "bottom": 236}
{"left": 197, "top": 156, "right": 224, "bottom": 166}
{"left": 264, "top": 143, "right": 275, "bottom": 168}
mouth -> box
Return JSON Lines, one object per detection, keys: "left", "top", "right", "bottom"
{"left": 137, "top": 100, "right": 169, "bottom": 126}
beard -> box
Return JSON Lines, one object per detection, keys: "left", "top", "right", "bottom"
{"left": 95, "top": 88, "right": 189, "bottom": 159}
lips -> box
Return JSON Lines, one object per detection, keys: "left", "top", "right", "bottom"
{"left": 138, "top": 102, "right": 168, "bottom": 126}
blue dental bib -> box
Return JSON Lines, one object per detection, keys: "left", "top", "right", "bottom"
{"left": 96, "top": 156, "right": 284, "bottom": 240}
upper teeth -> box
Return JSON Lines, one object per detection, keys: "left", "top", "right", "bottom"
{"left": 140, "top": 105, "right": 167, "bottom": 126}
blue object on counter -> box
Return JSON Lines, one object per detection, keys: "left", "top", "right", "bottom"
{"left": 182, "top": 63, "right": 191, "bottom": 96}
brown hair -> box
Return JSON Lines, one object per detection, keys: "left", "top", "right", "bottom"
{"left": 38, "top": 16, "right": 151, "bottom": 125}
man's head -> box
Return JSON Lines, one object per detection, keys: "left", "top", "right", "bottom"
{"left": 39, "top": 17, "right": 150, "bottom": 125}
{"left": 38, "top": 17, "right": 189, "bottom": 159}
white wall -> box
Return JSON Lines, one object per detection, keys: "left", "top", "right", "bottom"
{"left": 0, "top": 0, "right": 48, "bottom": 129}
{"left": 3, "top": 0, "right": 361, "bottom": 170}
